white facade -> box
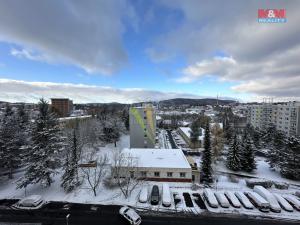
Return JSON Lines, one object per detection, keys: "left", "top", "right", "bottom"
{"left": 247, "top": 102, "right": 300, "bottom": 136}
{"left": 122, "top": 148, "right": 192, "bottom": 182}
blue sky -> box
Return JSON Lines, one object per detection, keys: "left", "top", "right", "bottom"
{"left": 0, "top": 0, "right": 298, "bottom": 103}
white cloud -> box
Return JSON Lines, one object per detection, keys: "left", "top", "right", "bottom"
{"left": 0, "top": 78, "right": 211, "bottom": 103}
{"left": 149, "top": 0, "right": 300, "bottom": 98}
{"left": 0, "top": 0, "right": 136, "bottom": 74}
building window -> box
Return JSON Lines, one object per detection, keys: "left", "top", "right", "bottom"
{"left": 144, "top": 134, "right": 147, "bottom": 137}
{"left": 140, "top": 171, "right": 147, "bottom": 177}
{"left": 180, "top": 172, "right": 186, "bottom": 178}
{"left": 154, "top": 172, "right": 160, "bottom": 177}
{"left": 167, "top": 172, "right": 173, "bottom": 177}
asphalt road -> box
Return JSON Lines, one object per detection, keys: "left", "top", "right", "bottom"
{"left": 0, "top": 200, "right": 299, "bottom": 225}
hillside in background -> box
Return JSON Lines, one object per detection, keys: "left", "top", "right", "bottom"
{"left": 158, "top": 98, "right": 237, "bottom": 107}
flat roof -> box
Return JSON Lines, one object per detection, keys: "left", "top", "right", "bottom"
{"left": 122, "top": 148, "right": 191, "bottom": 169}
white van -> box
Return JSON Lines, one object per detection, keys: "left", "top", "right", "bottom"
{"left": 162, "top": 183, "right": 172, "bottom": 207}
{"left": 273, "top": 193, "right": 293, "bottom": 212}
{"left": 203, "top": 188, "right": 218, "bottom": 208}
{"left": 138, "top": 186, "right": 148, "bottom": 203}
{"left": 253, "top": 186, "right": 281, "bottom": 213}
{"left": 245, "top": 191, "right": 270, "bottom": 212}
{"left": 235, "top": 192, "right": 254, "bottom": 209}
{"left": 284, "top": 194, "right": 300, "bottom": 211}
{"left": 214, "top": 192, "right": 230, "bottom": 208}
{"left": 225, "top": 191, "right": 241, "bottom": 208}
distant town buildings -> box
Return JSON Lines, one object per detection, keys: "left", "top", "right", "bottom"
{"left": 51, "top": 98, "right": 73, "bottom": 117}
{"left": 247, "top": 101, "right": 300, "bottom": 136}
{"left": 129, "top": 105, "right": 156, "bottom": 148}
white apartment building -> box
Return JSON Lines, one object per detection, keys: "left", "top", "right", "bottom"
{"left": 129, "top": 105, "right": 156, "bottom": 148}
{"left": 247, "top": 102, "right": 300, "bottom": 136}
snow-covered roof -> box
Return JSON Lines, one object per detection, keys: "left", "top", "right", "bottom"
{"left": 122, "top": 148, "right": 191, "bottom": 169}
{"left": 178, "top": 127, "right": 205, "bottom": 141}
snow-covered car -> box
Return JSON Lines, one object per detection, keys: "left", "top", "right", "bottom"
{"left": 273, "top": 193, "right": 293, "bottom": 212}
{"left": 283, "top": 194, "right": 300, "bottom": 211}
{"left": 245, "top": 191, "right": 270, "bottom": 212}
{"left": 203, "top": 188, "right": 218, "bottom": 208}
{"left": 162, "top": 183, "right": 171, "bottom": 207}
{"left": 214, "top": 192, "right": 230, "bottom": 208}
{"left": 119, "top": 206, "right": 141, "bottom": 225}
{"left": 224, "top": 191, "right": 241, "bottom": 208}
{"left": 12, "top": 195, "right": 45, "bottom": 210}
{"left": 235, "top": 192, "right": 254, "bottom": 209}
{"left": 253, "top": 185, "right": 281, "bottom": 213}
{"left": 138, "top": 186, "right": 148, "bottom": 203}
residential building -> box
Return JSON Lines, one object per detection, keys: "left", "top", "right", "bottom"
{"left": 178, "top": 127, "right": 205, "bottom": 149}
{"left": 120, "top": 148, "right": 192, "bottom": 182}
{"left": 51, "top": 98, "right": 73, "bottom": 117}
{"left": 129, "top": 105, "right": 156, "bottom": 148}
{"left": 247, "top": 102, "right": 300, "bottom": 136}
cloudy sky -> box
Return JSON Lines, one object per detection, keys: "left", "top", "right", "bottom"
{"left": 0, "top": 0, "right": 299, "bottom": 103}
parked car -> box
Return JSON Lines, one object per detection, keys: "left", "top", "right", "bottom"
{"left": 138, "top": 186, "right": 148, "bottom": 203}
{"left": 224, "top": 191, "right": 241, "bottom": 208}
{"left": 273, "top": 193, "right": 293, "bottom": 212}
{"left": 119, "top": 206, "right": 141, "bottom": 225}
{"left": 253, "top": 185, "right": 281, "bottom": 213}
{"left": 283, "top": 194, "right": 300, "bottom": 211}
{"left": 214, "top": 192, "right": 230, "bottom": 208}
{"left": 203, "top": 188, "right": 218, "bottom": 208}
{"left": 162, "top": 183, "right": 172, "bottom": 207}
{"left": 12, "top": 195, "right": 45, "bottom": 210}
{"left": 235, "top": 192, "right": 254, "bottom": 209}
{"left": 245, "top": 191, "right": 270, "bottom": 212}
{"left": 150, "top": 185, "right": 160, "bottom": 205}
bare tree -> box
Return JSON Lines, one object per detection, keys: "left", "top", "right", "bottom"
{"left": 110, "top": 150, "right": 142, "bottom": 198}
{"left": 81, "top": 154, "right": 108, "bottom": 196}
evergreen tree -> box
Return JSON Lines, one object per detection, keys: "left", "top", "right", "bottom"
{"left": 0, "top": 105, "right": 21, "bottom": 179}
{"left": 17, "top": 99, "right": 66, "bottom": 188}
{"left": 280, "top": 136, "right": 300, "bottom": 180}
{"left": 268, "top": 130, "right": 286, "bottom": 169}
{"left": 261, "top": 124, "right": 276, "bottom": 148}
{"left": 102, "top": 120, "right": 120, "bottom": 147}
{"left": 241, "top": 134, "right": 256, "bottom": 172}
{"left": 189, "top": 121, "right": 200, "bottom": 149}
{"left": 201, "top": 122, "right": 213, "bottom": 183}
{"left": 61, "top": 125, "right": 82, "bottom": 192}
{"left": 226, "top": 134, "right": 241, "bottom": 171}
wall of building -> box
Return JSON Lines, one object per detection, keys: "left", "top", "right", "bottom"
{"left": 247, "top": 102, "right": 300, "bottom": 137}
{"left": 51, "top": 98, "right": 73, "bottom": 117}
{"left": 129, "top": 106, "right": 156, "bottom": 148}
{"left": 120, "top": 166, "right": 192, "bottom": 182}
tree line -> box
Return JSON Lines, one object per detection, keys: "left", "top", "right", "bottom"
{"left": 0, "top": 99, "right": 128, "bottom": 193}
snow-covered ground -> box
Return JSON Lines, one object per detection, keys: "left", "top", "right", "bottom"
{"left": 0, "top": 135, "right": 299, "bottom": 221}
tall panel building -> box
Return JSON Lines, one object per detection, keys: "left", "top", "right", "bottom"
{"left": 247, "top": 101, "right": 300, "bottom": 136}
{"left": 129, "top": 105, "right": 156, "bottom": 148}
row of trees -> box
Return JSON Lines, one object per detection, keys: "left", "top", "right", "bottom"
{"left": 226, "top": 131, "right": 256, "bottom": 172}
{"left": 0, "top": 99, "right": 127, "bottom": 193}
{"left": 261, "top": 125, "right": 300, "bottom": 180}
